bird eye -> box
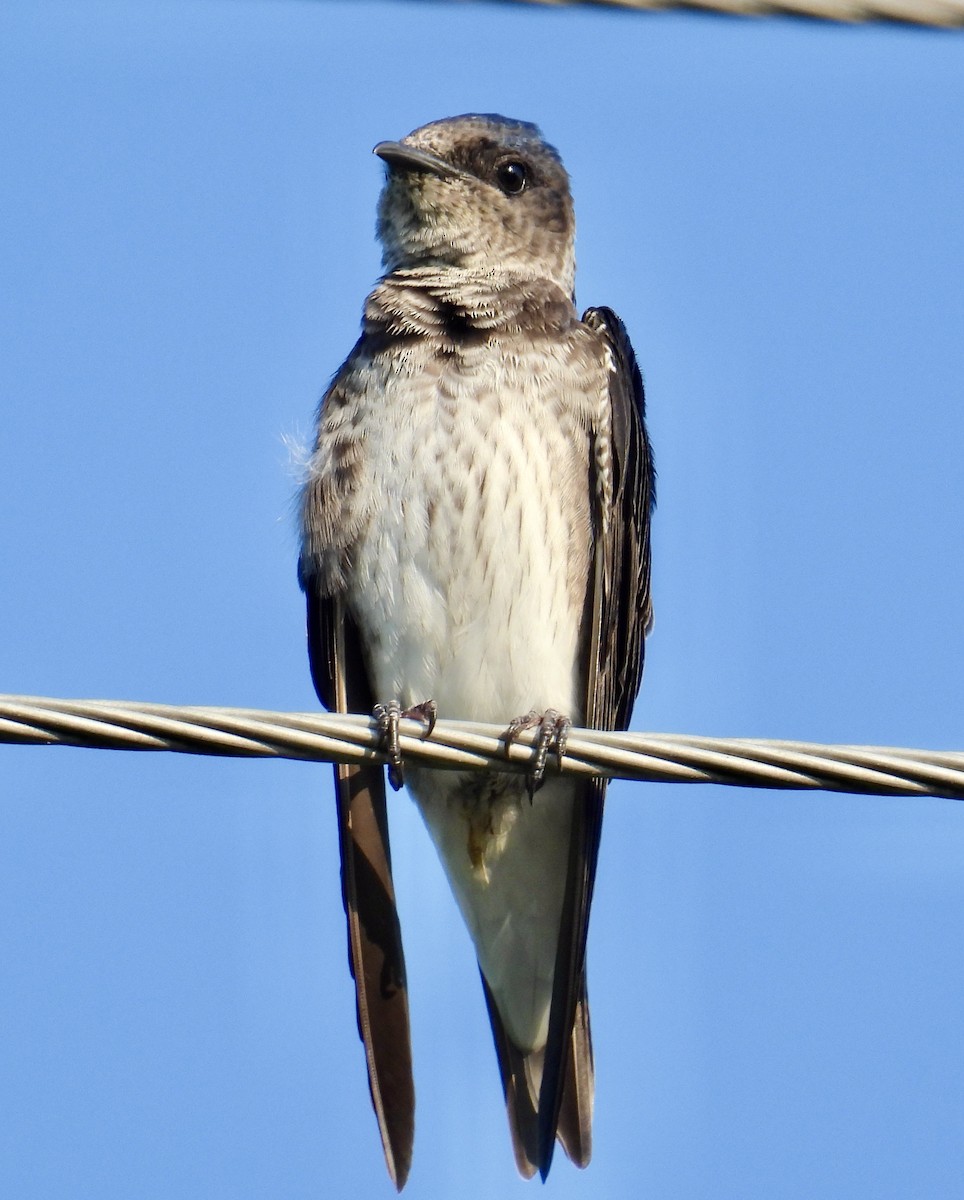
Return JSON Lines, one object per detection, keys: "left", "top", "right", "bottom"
{"left": 496, "top": 161, "right": 528, "bottom": 195}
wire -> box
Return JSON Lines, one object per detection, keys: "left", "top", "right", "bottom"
{"left": 2, "top": 693, "right": 962, "bottom": 800}
{"left": 496, "top": 0, "right": 964, "bottom": 29}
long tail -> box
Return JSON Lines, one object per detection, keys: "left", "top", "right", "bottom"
{"left": 481, "top": 970, "right": 594, "bottom": 1177}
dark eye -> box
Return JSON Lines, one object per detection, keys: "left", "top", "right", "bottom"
{"left": 496, "top": 161, "right": 528, "bottom": 195}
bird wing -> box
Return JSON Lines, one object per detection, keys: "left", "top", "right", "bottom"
{"left": 582, "top": 305, "right": 656, "bottom": 732}
{"left": 301, "top": 535, "right": 415, "bottom": 1185}
{"left": 536, "top": 305, "right": 656, "bottom": 1176}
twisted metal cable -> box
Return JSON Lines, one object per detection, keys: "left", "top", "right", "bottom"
{"left": 2, "top": 694, "right": 963, "bottom": 801}
{"left": 497, "top": 0, "right": 964, "bottom": 28}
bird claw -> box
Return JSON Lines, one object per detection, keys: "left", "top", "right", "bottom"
{"left": 373, "top": 699, "right": 438, "bottom": 790}
{"left": 503, "top": 708, "right": 571, "bottom": 800}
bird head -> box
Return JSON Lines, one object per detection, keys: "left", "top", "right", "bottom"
{"left": 374, "top": 114, "right": 576, "bottom": 295}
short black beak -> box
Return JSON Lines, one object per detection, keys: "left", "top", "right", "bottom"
{"left": 373, "top": 141, "right": 467, "bottom": 181}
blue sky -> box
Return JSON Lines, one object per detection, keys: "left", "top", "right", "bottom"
{"left": 2, "top": 2, "right": 964, "bottom": 1197}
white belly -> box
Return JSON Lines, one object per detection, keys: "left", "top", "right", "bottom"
{"left": 347, "top": 350, "right": 592, "bottom": 1051}
{"left": 348, "top": 353, "right": 591, "bottom": 725}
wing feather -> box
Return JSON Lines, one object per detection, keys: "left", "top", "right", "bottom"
{"left": 301, "top": 583, "right": 415, "bottom": 1190}
{"left": 535, "top": 306, "right": 655, "bottom": 1176}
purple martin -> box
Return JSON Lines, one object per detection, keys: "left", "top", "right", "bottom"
{"left": 298, "top": 114, "right": 654, "bottom": 1188}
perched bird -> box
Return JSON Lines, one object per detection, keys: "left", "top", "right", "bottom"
{"left": 298, "top": 113, "right": 654, "bottom": 1188}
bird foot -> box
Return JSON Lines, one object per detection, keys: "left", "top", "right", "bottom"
{"left": 373, "top": 699, "right": 438, "bottom": 790}
{"left": 503, "top": 708, "right": 571, "bottom": 800}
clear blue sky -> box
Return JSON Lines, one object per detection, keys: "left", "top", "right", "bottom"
{"left": 2, "top": 2, "right": 964, "bottom": 1197}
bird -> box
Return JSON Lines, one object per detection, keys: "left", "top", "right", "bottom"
{"left": 298, "top": 113, "right": 654, "bottom": 1189}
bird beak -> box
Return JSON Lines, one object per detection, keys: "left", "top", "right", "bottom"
{"left": 374, "top": 141, "right": 468, "bottom": 181}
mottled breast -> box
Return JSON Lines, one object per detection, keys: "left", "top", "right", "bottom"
{"left": 302, "top": 272, "right": 609, "bottom": 726}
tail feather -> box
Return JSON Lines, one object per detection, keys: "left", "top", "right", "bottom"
{"left": 481, "top": 970, "right": 594, "bottom": 1178}
{"left": 555, "top": 983, "right": 593, "bottom": 1169}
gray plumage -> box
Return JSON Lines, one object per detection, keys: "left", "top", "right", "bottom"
{"left": 298, "top": 114, "right": 654, "bottom": 1187}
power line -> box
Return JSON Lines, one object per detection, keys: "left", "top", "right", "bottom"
{"left": 493, "top": 0, "right": 964, "bottom": 28}
{"left": 3, "top": 693, "right": 962, "bottom": 800}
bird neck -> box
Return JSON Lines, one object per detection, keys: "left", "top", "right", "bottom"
{"left": 364, "top": 267, "right": 578, "bottom": 340}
